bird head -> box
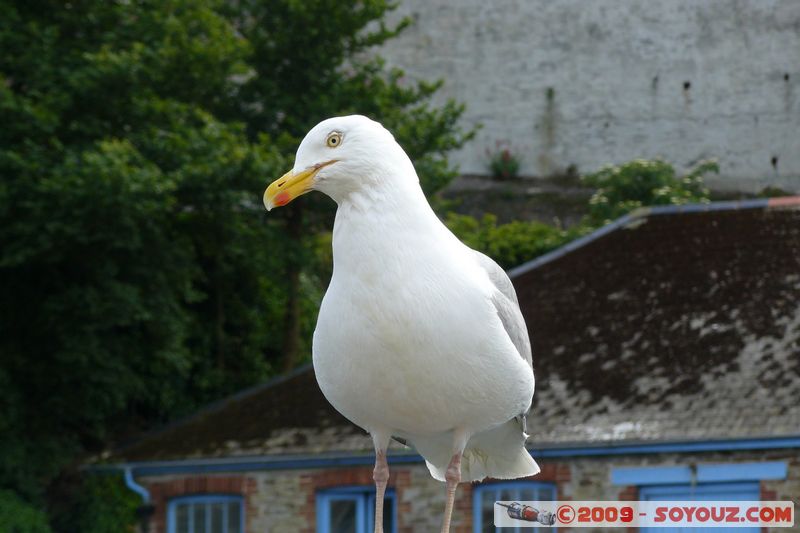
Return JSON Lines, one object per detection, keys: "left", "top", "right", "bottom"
{"left": 263, "top": 115, "right": 413, "bottom": 210}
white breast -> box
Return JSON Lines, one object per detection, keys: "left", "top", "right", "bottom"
{"left": 312, "top": 201, "right": 533, "bottom": 437}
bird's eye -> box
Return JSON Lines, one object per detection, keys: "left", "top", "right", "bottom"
{"left": 326, "top": 132, "right": 343, "bottom": 148}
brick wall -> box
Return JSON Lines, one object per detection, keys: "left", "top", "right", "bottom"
{"left": 140, "top": 448, "right": 799, "bottom": 532}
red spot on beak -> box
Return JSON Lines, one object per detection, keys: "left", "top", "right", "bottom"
{"left": 275, "top": 191, "right": 291, "bottom": 206}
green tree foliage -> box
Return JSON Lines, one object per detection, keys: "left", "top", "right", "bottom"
{"left": 53, "top": 476, "right": 139, "bottom": 533}
{"left": 1, "top": 2, "right": 280, "bottom": 510}
{"left": 0, "top": 491, "right": 51, "bottom": 533}
{"left": 445, "top": 213, "right": 578, "bottom": 270}
{"left": 582, "top": 158, "right": 716, "bottom": 225}
{"left": 0, "top": 0, "right": 470, "bottom": 529}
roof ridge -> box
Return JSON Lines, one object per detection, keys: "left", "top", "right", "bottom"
{"left": 507, "top": 196, "right": 800, "bottom": 278}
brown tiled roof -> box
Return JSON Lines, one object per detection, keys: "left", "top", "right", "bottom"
{"left": 515, "top": 198, "right": 800, "bottom": 444}
{"left": 113, "top": 198, "right": 800, "bottom": 462}
{"left": 113, "top": 364, "right": 370, "bottom": 462}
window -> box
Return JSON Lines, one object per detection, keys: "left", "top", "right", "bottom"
{"left": 473, "top": 481, "right": 557, "bottom": 533}
{"left": 316, "top": 486, "right": 397, "bottom": 533}
{"left": 167, "top": 495, "right": 244, "bottom": 533}
{"left": 610, "top": 462, "right": 788, "bottom": 533}
{"left": 640, "top": 482, "right": 759, "bottom": 533}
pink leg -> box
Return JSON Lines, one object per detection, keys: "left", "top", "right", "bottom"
{"left": 440, "top": 452, "right": 462, "bottom": 533}
{"left": 373, "top": 449, "right": 389, "bottom": 533}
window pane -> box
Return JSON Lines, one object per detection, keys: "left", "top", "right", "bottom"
{"left": 171, "top": 498, "right": 244, "bottom": 533}
{"left": 499, "top": 488, "right": 515, "bottom": 502}
{"left": 481, "top": 490, "right": 496, "bottom": 533}
{"left": 176, "top": 504, "right": 190, "bottom": 533}
{"left": 382, "top": 495, "right": 394, "bottom": 532}
{"left": 478, "top": 484, "right": 558, "bottom": 533}
{"left": 193, "top": 503, "right": 206, "bottom": 533}
{"left": 227, "top": 501, "right": 241, "bottom": 533}
{"left": 210, "top": 502, "right": 224, "bottom": 533}
{"left": 329, "top": 499, "right": 357, "bottom": 533}
{"left": 538, "top": 486, "right": 555, "bottom": 501}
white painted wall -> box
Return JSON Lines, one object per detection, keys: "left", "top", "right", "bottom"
{"left": 378, "top": 0, "right": 800, "bottom": 192}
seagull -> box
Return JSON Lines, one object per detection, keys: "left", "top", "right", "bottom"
{"left": 264, "top": 115, "right": 539, "bottom": 533}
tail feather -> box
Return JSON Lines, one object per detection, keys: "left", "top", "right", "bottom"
{"left": 413, "top": 420, "right": 540, "bottom": 483}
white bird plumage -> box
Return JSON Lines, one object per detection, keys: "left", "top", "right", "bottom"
{"left": 265, "top": 115, "right": 539, "bottom": 533}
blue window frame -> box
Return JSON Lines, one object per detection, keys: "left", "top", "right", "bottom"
{"left": 167, "top": 494, "right": 244, "bottom": 533}
{"left": 316, "top": 486, "right": 397, "bottom": 533}
{"left": 611, "top": 462, "right": 787, "bottom": 486}
{"left": 473, "top": 481, "right": 557, "bottom": 533}
{"left": 640, "top": 482, "right": 760, "bottom": 533}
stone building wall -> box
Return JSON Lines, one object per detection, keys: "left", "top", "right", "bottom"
{"left": 139, "top": 447, "right": 798, "bottom": 532}
{"left": 376, "top": 0, "right": 800, "bottom": 192}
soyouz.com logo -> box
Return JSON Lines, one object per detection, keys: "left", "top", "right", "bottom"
{"left": 494, "top": 501, "right": 795, "bottom": 528}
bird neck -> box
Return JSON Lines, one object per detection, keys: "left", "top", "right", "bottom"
{"left": 333, "top": 153, "right": 435, "bottom": 224}
{"left": 330, "top": 171, "right": 449, "bottom": 275}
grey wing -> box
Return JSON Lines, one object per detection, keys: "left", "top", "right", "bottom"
{"left": 473, "top": 251, "right": 532, "bottom": 368}
{"left": 474, "top": 251, "right": 534, "bottom": 433}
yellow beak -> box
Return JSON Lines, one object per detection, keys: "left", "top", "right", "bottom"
{"left": 263, "top": 160, "right": 337, "bottom": 211}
